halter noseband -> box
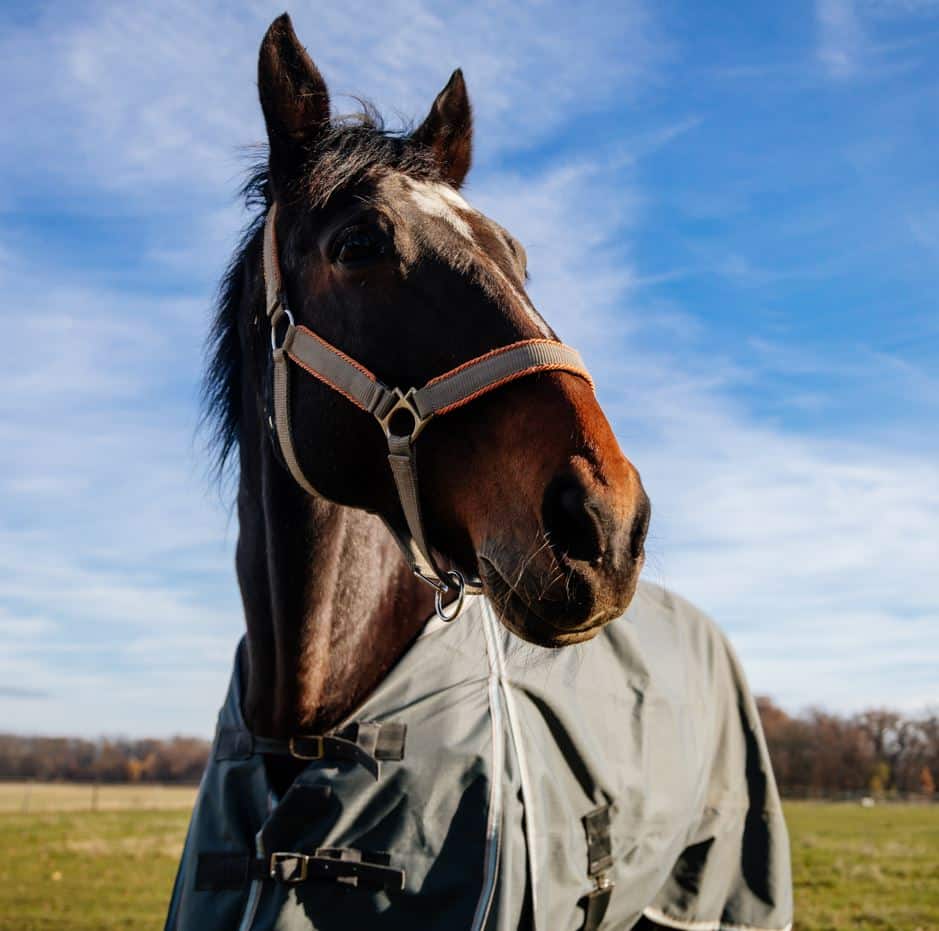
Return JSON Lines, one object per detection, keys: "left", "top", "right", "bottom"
{"left": 262, "top": 203, "right": 594, "bottom": 616}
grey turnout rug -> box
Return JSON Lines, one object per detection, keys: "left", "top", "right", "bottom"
{"left": 165, "top": 582, "right": 793, "bottom": 931}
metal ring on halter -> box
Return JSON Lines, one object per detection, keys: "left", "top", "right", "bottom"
{"left": 270, "top": 306, "right": 294, "bottom": 351}
{"left": 434, "top": 570, "right": 466, "bottom": 622}
{"left": 379, "top": 388, "right": 432, "bottom": 442}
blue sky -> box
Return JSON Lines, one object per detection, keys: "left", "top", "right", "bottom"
{"left": 1, "top": 0, "right": 937, "bottom": 736}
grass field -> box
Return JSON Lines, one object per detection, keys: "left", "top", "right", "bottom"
{"left": 787, "top": 802, "right": 939, "bottom": 931}
{"left": 0, "top": 787, "right": 936, "bottom": 930}
{"left": 0, "top": 785, "right": 194, "bottom": 931}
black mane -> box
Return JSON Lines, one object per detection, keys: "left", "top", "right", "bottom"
{"left": 201, "top": 108, "right": 439, "bottom": 484}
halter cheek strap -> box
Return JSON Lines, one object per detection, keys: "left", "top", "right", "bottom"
{"left": 262, "top": 203, "right": 594, "bottom": 603}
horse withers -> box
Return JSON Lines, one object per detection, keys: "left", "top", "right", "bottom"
{"left": 166, "top": 14, "right": 792, "bottom": 931}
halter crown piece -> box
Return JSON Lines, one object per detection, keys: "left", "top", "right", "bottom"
{"left": 262, "top": 203, "right": 594, "bottom": 620}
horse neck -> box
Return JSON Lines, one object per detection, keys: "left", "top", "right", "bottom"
{"left": 234, "top": 286, "right": 434, "bottom": 740}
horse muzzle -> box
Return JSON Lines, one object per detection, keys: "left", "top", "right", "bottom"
{"left": 479, "top": 466, "right": 651, "bottom": 647}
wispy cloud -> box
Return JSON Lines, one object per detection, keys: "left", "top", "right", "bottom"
{"left": 861, "top": 0, "right": 939, "bottom": 15}
{"left": 0, "top": 0, "right": 664, "bottom": 206}
{"left": 814, "top": 0, "right": 939, "bottom": 80}
{"left": 624, "top": 374, "right": 939, "bottom": 711}
{"left": 817, "top": 0, "right": 867, "bottom": 78}
{"left": 0, "top": 687, "right": 50, "bottom": 700}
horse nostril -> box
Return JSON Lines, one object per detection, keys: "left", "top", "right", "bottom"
{"left": 542, "top": 475, "right": 605, "bottom": 564}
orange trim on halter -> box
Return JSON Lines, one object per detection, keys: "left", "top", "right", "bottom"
{"left": 291, "top": 325, "right": 382, "bottom": 383}
{"left": 432, "top": 362, "right": 594, "bottom": 418}
{"left": 422, "top": 337, "right": 590, "bottom": 389}
{"left": 286, "top": 324, "right": 382, "bottom": 412}
{"left": 287, "top": 356, "right": 372, "bottom": 413}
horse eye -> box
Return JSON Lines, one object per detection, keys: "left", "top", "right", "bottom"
{"left": 334, "top": 225, "right": 387, "bottom": 266}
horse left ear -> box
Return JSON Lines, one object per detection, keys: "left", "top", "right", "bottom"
{"left": 258, "top": 14, "right": 331, "bottom": 188}
{"left": 412, "top": 69, "right": 473, "bottom": 188}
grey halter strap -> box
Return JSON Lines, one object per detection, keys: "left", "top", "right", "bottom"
{"left": 262, "top": 202, "right": 594, "bottom": 603}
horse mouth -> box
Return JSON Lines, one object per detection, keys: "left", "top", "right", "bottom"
{"left": 477, "top": 555, "right": 607, "bottom": 647}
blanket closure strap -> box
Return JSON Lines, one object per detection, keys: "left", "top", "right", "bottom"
{"left": 262, "top": 202, "right": 594, "bottom": 615}
{"left": 580, "top": 805, "right": 615, "bottom": 931}
{"left": 196, "top": 848, "right": 405, "bottom": 893}
{"left": 214, "top": 721, "right": 406, "bottom": 781}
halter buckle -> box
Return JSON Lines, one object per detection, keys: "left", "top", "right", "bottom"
{"left": 379, "top": 388, "right": 431, "bottom": 442}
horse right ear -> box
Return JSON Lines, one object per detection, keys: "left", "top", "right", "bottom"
{"left": 411, "top": 69, "right": 473, "bottom": 188}
{"left": 258, "top": 14, "right": 330, "bottom": 188}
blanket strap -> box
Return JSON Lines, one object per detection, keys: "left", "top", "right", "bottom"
{"left": 580, "top": 805, "right": 615, "bottom": 931}
{"left": 214, "top": 721, "right": 406, "bottom": 781}
{"left": 195, "top": 848, "right": 405, "bottom": 892}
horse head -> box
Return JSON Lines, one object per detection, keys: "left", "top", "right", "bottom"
{"left": 254, "top": 14, "right": 650, "bottom": 648}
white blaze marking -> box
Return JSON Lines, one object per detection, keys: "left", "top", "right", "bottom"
{"left": 404, "top": 178, "right": 552, "bottom": 337}
{"left": 406, "top": 179, "right": 476, "bottom": 241}
{"left": 483, "top": 259, "right": 552, "bottom": 337}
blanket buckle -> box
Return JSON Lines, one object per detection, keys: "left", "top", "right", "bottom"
{"left": 288, "top": 735, "right": 324, "bottom": 760}
{"left": 270, "top": 851, "right": 309, "bottom": 884}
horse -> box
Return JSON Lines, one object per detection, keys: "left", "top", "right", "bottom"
{"left": 166, "top": 14, "right": 792, "bottom": 931}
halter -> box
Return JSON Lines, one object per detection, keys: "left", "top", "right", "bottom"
{"left": 262, "top": 203, "right": 594, "bottom": 618}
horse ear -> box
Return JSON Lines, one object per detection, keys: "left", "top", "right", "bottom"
{"left": 258, "top": 14, "right": 330, "bottom": 184}
{"left": 412, "top": 70, "right": 473, "bottom": 188}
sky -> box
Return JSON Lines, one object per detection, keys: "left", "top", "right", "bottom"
{"left": 1, "top": 0, "right": 937, "bottom": 737}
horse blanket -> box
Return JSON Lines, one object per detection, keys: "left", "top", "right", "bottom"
{"left": 165, "top": 581, "right": 793, "bottom": 931}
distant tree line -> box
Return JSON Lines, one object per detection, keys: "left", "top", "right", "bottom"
{"left": 1, "top": 701, "right": 937, "bottom": 795}
{"left": 0, "top": 734, "right": 209, "bottom": 784}
{"left": 757, "top": 699, "right": 938, "bottom": 798}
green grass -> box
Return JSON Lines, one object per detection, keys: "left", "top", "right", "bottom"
{"left": 0, "top": 791, "right": 936, "bottom": 929}
{"left": 787, "top": 801, "right": 939, "bottom": 931}
{"left": 0, "top": 807, "right": 190, "bottom": 930}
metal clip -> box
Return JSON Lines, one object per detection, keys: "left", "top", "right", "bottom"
{"left": 435, "top": 570, "right": 467, "bottom": 622}
{"left": 414, "top": 568, "right": 451, "bottom": 595}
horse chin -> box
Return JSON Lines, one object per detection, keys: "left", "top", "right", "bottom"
{"left": 506, "top": 615, "right": 605, "bottom": 648}
{"left": 477, "top": 556, "right": 611, "bottom": 648}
